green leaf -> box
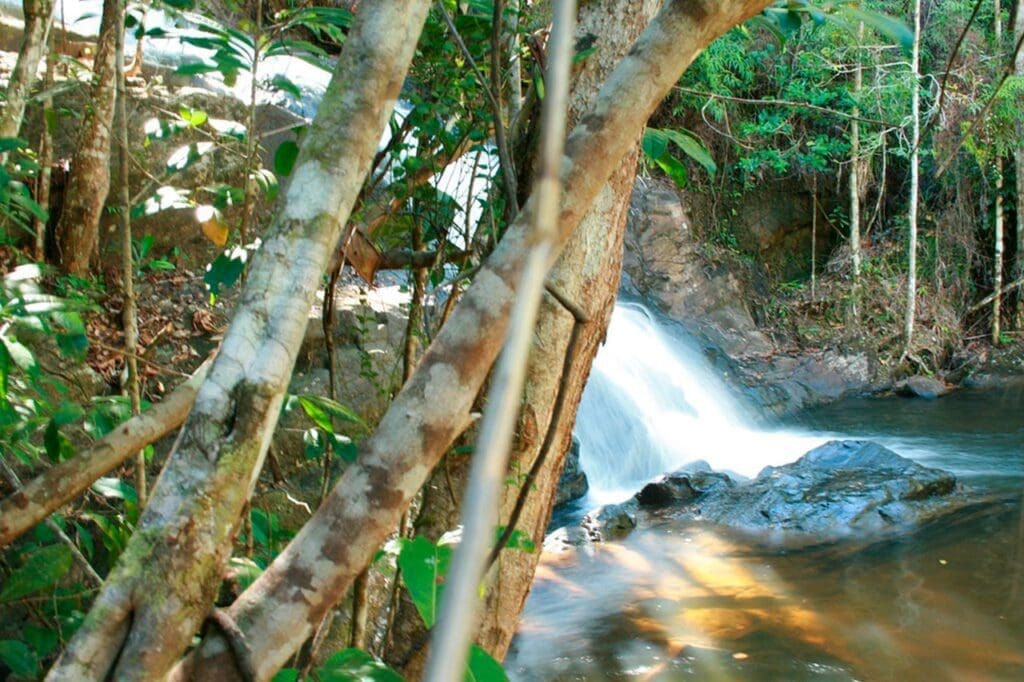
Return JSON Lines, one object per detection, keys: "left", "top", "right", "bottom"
{"left": 274, "top": 140, "right": 300, "bottom": 177}
{"left": 303, "top": 428, "right": 325, "bottom": 460}
{"left": 44, "top": 419, "right": 75, "bottom": 462}
{"left": 840, "top": 6, "right": 913, "bottom": 53}
{"left": 398, "top": 536, "right": 453, "bottom": 628}
{"left": 654, "top": 154, "right": 689, "bottom": 189}
{"left": 23, "top": 624, "right": 58, "bottom": 658}
{"left": 298, "top": 395, "right": 367, "bottom": 431}
{"left": 0, "top": 640, "right": 37, "bottom": 677}
{"left": 271, "top": 670, "right": 300, "bottom": 682}
{"left": 316, "top": 648, "right": 402, "bottom": 682}
{"left": 204, "top": 246, "right": 249, "bottom": 300}
{"left": 1, "top": 336, "right": 38, "bottom": 376}
{"left": 662, "top": 129, "right": 716, "bottom": 175}
{"left": 91, "top": 477, "right": 139, "bottom": 504}
{"left": 178, "top": 106, "right": 208, "bottom": 128}
{"left": 496, "top": 527, "right": 535, "bottom": 553}
{"left": 465, "top": 645, "right": 508, "bottom": 682}
{"left": 641, "top": 127, "right": 668, "bottom": 161}
{"left": 0, "top": 544, "right": 73, "bottom": 602}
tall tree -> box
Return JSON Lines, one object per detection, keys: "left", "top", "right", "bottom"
{"left": 904, "top": 0, "right": 922, "bottom": 353}
{"left": 1014, "top": 0, "right": 1024, "bottom": 329}
{"left": 170, "top": 2, "right": 776, "bottom": 680}
{"left": 53, "top": 0, "right": 120, "bottom": 274}
{"left": 849, "top": 20, "right": 865, "bottom": 318}
{"left": 0, "top": 0, "right": 56, "bottom": 140}
{"left": 994, "top": 0, "right": 1005, "bottom": 343}
{"left": 46, "top": 1, "right": 433, "bottom": 678}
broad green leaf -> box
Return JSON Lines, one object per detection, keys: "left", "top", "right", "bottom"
{"left": 274, "top": 140, "right": 300, "bottom": 177}
{"left": 841, "top": 6, "right": 913, "bottom": 53}
{"left": 1, "top": 336, "right": 38, "bottom": 376}
{"left": 178, "top": 106, "right": 208, "bottom": 128}
{"left": 44, "top": 420, "right": 75, "bottom": 462}
{"left": 641, "top": 128, "right": 668, "bottom": 161}
{"left": 0, "top": 639, "right": 37, "bottom": 677}
{"left": 23, "top": 624, "right": 58, "bottom": 658}
{"left": 317, "top": 648, "right": 402, "bottom": 682}
{"left": 204, "top": 246, "right": 248, "bottom": 300}
{"left": 465, "top": 645, "right": 508, "bottom": 682}
{"left": 0, "top": 544, "right": 73, "bottom": 602}
{"left": 654, "top": 154, "right": 689, "bottom": 189}
{"left": 91, "top": 477, "right": 138, "bottom": 504}
{"left": 663, "top": 129, "right": 717, "bottom": 175}
{"left": 298, "top": 395, "right": 367, "bottom": 431}
{"left": 271, "top": 670, "right": 300, "bottom": 682}
{"left": 398, "top": 536, "right": 453, "bottom": 628}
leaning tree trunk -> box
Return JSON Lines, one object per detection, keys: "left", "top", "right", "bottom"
{"left": 386, "top": 2, "right": 658, "bottom": 672}
{"left": 45, "top": 2, "right": 433, "bottom": 679}
{"left": 170, "top": 3, "right": 776, "bottom": 680}
{"left": 53, "top": 0, "right": 119, "bottom": 275}
{"left": 0, "top": 0, "right": 56, "bottom": 140}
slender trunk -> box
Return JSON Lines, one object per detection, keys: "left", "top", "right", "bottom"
{"left": 240, "top": 0, "right": 263, "bottom": 247}
{"left": 905, "top": 0, "right": 921, "bottom": 353}
{"left": 1014, "top": 0, "right": 1024, "bottom": 329}
{"left": 46, "top": 3, "right": 432, "bottom": 679}
{"left": 114, "top": 0, "right": 145, "bottom": 506}
{"left": 173, "top": 2, "right": 766, "bottom": 681}
{"left": 53, "top": 0, "right": 119, "bottom": 275}
{"left": 849, "top": 21, "right": 864, "bottom": 318}
{"left": 811, "top": 175, "right": 817, "bottom": 299}
{"left": 994, "top": 1, "right": 1004, "bottom": 343}
{"left": 0, "top": 0, "right": 56, "bottom": 139}
{"left": 33, "top": 36, "right": 54, "bottom": 261}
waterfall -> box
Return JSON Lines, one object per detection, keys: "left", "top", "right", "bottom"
{"left": 576, "top": 303, "right": 823, "bottom": 503}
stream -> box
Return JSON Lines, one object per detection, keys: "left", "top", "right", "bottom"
{"left": 508, "top": 304, "right": 1024, "bottom": 680}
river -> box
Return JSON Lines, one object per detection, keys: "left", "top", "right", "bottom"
{"left": 507, "top": 304, "right": 1024, "bottom": 680}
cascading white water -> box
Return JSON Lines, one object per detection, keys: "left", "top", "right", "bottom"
{"left": 576, "top": 303, "right": 824, "bottom": 503}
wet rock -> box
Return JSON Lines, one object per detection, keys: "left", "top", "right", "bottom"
{"left": 692, "top": 440, "right": 960, "bottom": 539}
{"left": 555, "top": 437, "right": 589, "bottom": 507}
{"left": 581, "top": 501, "right": 637, "bottom": 542}
{"left": 543, "top": 526, "right": 592, "bottom": 553}
{"left": 635, "top": 460, "right": 733, "bottom": 508}
{"left": 898, "top": 375, "right": 949, "bottom": 400}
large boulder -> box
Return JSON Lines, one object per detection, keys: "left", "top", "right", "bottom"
{"left": 558, "top": 440, "right": 966, "bottom": 547}
{"left": 692, "top": 440, "right": 960, "bottom": 539}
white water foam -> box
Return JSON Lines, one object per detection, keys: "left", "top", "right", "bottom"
{"left": 576, "top": 304, "right": 824, "bottom": 503}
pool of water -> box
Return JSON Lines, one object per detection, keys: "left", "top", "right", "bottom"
{"left": 508, "top": 389, "right": 1024, "bottom": 680}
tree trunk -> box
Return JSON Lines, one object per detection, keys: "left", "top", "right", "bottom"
{"left": 172, "top": 2, "right": 775, "bottom": 680}
{"left": 45, "top": 2, "right": 432, "bottom": 679}
{"left": 904, "top": 0, "right": 921, "bottom": 353}
{"left": 387, "top": 2, "right": 659, "bottom": 672}
{"left": 0, "top": 0, "right": 56, "bottom": 140}
{"left": 994, "top": 1, "right": 1004, "bottom": 344}
{"left": 1014, "top": 0, "right": 1024, "bottom": 329}
{"left": 849, "top": 21, "right": 864, "bottom": 318}
{"left": 53, "top": 0, "right": 119, "bottom": 275}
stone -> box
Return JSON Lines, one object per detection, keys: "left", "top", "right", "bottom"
{"left": 900, "top": 375, "right": 949, "bottom": 400}
{"left": 635, "top": 460, "right": 733, "bottom": 508}
{"left": 581, "top": 501, "right": 637, "bottom": 542}
{"left": 690, "top": 440, "right": 960, "bottom": 540}
{"left": 555, "top": 437, "right": 589, "bottom": 506}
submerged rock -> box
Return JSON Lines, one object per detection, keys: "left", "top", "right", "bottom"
{"left": 581, "top": 502, "right": 637, "bottom": 542}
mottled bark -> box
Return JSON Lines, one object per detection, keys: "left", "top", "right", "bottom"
{"left": 53, "top": 0, "right": 119, "bottom": 275}
{"left": 0, "top": 0, "right": 56, "bottom": 139}
{"left": 0, "top": 361, "right": 210, "bottom": 548}
{"left": 904, "top": 0, "right": 921, "bottom": 353}
{"left": 46, "top": 2, "right": 431, "bottom": 679}
{"left": 391, "top": 3, "right": 661, "bottom": 675}
{"left": 174, "top": 2, "right": 773, "bottom": 680}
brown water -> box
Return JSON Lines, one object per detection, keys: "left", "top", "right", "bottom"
{"left": 508, "top": 389, "right": 1024, "bottom": 680}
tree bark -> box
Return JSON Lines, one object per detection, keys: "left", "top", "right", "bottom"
{"left": 904, "top": 0, "right": 921, "bottom": 354}
{"left": 849, "top": 21, "right": 864, "bottom": 319}
{"left": 1014, "top": 0, "right": 1024, "bottom": 329}
{"left": 45, "top": 2, "right": 432, "bottom": 679}
{"left": 173, "top": 2, "right": 774, "bottom": 680}
{"left": 0, "top": 0, "right": 56, "bottom": 140}
{"left": 53, "top": 0, "right": 119, "bottom": 275}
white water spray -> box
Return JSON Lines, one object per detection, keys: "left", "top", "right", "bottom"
{"left": 576, "top": 304, "right": 824, "bottom": 503}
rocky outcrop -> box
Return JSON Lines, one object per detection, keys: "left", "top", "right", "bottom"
{"left": 897, "top": 375, "right": 950, "bottom": 400}
{"left": 552, "top": 440, "right": 968, "bottom": 550}
{"left": 622, "top": 182, "right": 878, "bottom": 413}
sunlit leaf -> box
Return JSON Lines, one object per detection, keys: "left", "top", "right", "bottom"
{"left": 398, "top": 536, "right": 452, "bottom": 628}
{"left": 316, "top": 649, "right": 402, "bottom": 682}
{"left": 465, "top": 645, "right": 508, "bottom": 682}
